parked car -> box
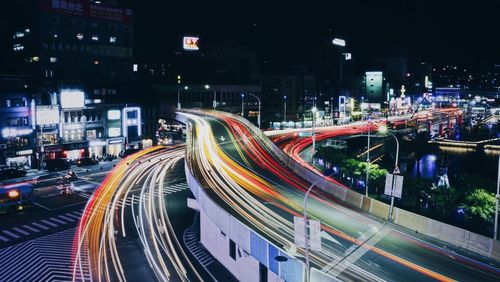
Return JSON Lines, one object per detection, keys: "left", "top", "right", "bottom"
{"left": 0, "top": 168, "right": 27, "bottom": 180}
{"left": 76, "top": 157, "right": 98, "bottom": 166}
{"left": 45, "top": 158, "right": 71, "bottom": 171}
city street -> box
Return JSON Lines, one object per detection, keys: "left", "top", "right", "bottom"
{"left": 0, "top": 160, "right": 118, "bottom": 281}
{"left": 2, "top": 1, "right": 500, "bottom": 281}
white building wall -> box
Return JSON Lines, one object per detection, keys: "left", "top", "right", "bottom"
{"left": 201, "top": 211, "right": 260, "bottom": 282}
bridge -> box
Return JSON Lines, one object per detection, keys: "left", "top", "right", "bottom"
{"left": 68, "top": 108, "right": 500, "bottom": 281}
{"left": 177, "top": 110, "right": 500, "bottom": 281}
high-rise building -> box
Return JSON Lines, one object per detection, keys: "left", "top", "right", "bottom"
{"left": 9, "top": 0, "right": 134, "bottom": 101}
{"left": 262, "top": 74, "right": 316, "bottom": 121}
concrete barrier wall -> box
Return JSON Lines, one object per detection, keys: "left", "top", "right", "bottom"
{"left": 394, "top": 208, "right": 430, "bottom": 234}
{"left": 344, "top": 190, "right": 363, "bottom": 209}
{"left": 369, "top": 200, "right": 390, "bottom": 220}
{"left": 360, "top": 197, "right": 372, "bottom": 213}
{"left": 178, "top": 110, "right": 500, "bottom": 262}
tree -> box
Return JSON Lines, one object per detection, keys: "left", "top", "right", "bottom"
{"left": 430, "top": 186, "right": 460, "bottom": 219}
{"left": 461, "top": 189, "right": 496, "bottom": 223}
{"left": 314, "top": 146, "right": 347, "bottom": 168}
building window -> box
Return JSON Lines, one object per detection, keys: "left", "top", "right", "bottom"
{"left": 110, "top": 36, "right": 116, "bottom": 43}
{"left": 87, "top": 130, "right": 97, "bottom": 139}
{"left": 13, "top": 44, "right": 24, "bottom": 51}
{"left": 229, "top": 240, "right": 236, "bottom": 260}
{"left": 50, "top": 57, "right": 57, "bottom": 63}
{"left": 92, "top": 35, "right": 99, "bottom": 41}
{"left": 76, "top": 33, "right": 84, "bottom": 40}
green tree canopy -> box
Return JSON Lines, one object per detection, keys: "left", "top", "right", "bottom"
{"left": 461, "top": 189, "right": 496, "bottom": 223}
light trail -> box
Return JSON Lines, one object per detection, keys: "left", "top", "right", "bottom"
{"left": 181, "top": 109, "right": 499, "bottom": 281}
{"left": 72, "top": 145, "right": 203, "bottom": 282}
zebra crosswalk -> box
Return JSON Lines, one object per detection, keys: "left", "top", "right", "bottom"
{"left": 0, "top": 227, "right": 91, "bottom": 282}
{"left": 0, "top": 210, "right": 83, "bottom": 244}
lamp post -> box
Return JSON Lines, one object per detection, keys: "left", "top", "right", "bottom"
{"left": 247, "top": 93, "right": 261, "bottom": 129}
{"left": 205, "top": 84, "right": 217, "bottom": 111}
{"left": 303, "top": 172, "right": 332, "bottom": 282}
{"left": 311, "top": 107, "right": 317, "bottom": 164}
{"left": 365, "top": 117, "right": 371, "bottom": 197}
{"left": 241, "top": 93, "right": 245, "bottom": 117}
{"left": 330, "top": 97, "right": 334, "bottom": 124}
{"left": 494, "top": 154, "right": 500, "bottom": 240}
{"left": 39, "top": 125, "right": 44, "bottom": 170}
{"left": 379, "top": 124, "right": 400, "bottom": 221}
{"left": 332, "top": 38, "right": 346, "bottom": 86}
{"left": 177, "top": 86, "right": 189, "bottom": 110}
{"left": 283, "top": 95, "right": 287, "bottom": 122}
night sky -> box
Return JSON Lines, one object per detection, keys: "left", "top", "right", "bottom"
{"left": 125, "top": 0, "right": 500, "bottom": 69}
{"left": 1, "top": 0, "right": 500, "bottom": 70}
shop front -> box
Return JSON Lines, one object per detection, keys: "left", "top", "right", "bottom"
{"left": 62, "top": 142, "right": 88, "bottom": 160}
{"left": 107, "top": 137, "right": 124, "bottom": 156}
{"left": 88, "top": 139, "right": 107, "bottom": 158}
{"left": 6, "top": 149, "right": 33, "bottom": 169}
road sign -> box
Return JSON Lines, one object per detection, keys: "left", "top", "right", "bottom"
{"left": 309, "top": 219, "right": 322, "bottom": 251}
{"left": 393, "top": 166, "right": 400, "bottom": 174}
{"left": 294, "top": 216, "right": 306, "bottom": 248}
{"left": 393, "top": 175, "right": 404, "bottom": 198}
{"left": 384, "top": 173, "right": 394, "bottom": 196}
{"left": 384, "top": 173, "right": 404, "bottom": 198}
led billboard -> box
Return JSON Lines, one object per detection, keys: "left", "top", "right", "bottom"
{"left": 61, "top": 90, "right": 85, "bottom": 108}
{"left": 36, "top": 106, "right": 60, "bottom": 125}
{"left": 183, "top": 36, "right": 199, "bottom": 51}
{"left": 107, "top": 110, "right": 121, "bottom": 120}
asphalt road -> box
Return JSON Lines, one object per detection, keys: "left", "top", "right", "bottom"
{"left": 71, "top": 145, "right": 236, "bottom": 282}
{"left": 184, "top": 110, "right": 500, "bottom": 282}
{"left": 0, "top": 160, "right": 119, "bottom": 281}
{"left": 0, "top": 161, "right": 119, "bottom": 247}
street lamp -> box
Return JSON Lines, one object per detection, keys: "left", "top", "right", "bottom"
{"left": 177, "top": 86, "right": 189, "bottom": 110}
{"left": 247, "top": 93, "right": 261, "bottom": 129}
{"left": 330, "top": 97, "right": 334, "bottom": 124}
{"left": 311, "top": 107, "right": 317, "bottom": 164}
{"left": 365, "top": 117, "right": 371, "bottom": 197}
{"left": 378, "top": 124, "right": 400, "bottom": 221}
{"left": 332, "top": 38, "right": 346, "bottom": 86}
{"left": 205, "top": 84, "right": 217, "bottom": 111}
{"left": 39, "top": 125, "right": 44, "bottom": 170}
{"left": 303, "top": 172, "right": 332, "bottom": 282}
{"left": 283, "top": 95, "right": 287, "bottom": 122}
{"left": 241, "top": 93, "right": 245, "bottom": 117}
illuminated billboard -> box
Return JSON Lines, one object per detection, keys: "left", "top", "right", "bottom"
{"left": 183, "top": 36, "right": 199, "bottom": 51}
{"left": 61, "top": 90, "right": 85, "bottom": 108}
{"left": 107, "top": 110, "right": 121, "bottom": 120}
{"left": 36, "top": 106, "right": 60, "bottom": 125}
{"left": 360, "top": 103, "right": 381, "bottom": 111}
{"left": 108, "top": 128, "right": 121, "bottom": 137}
